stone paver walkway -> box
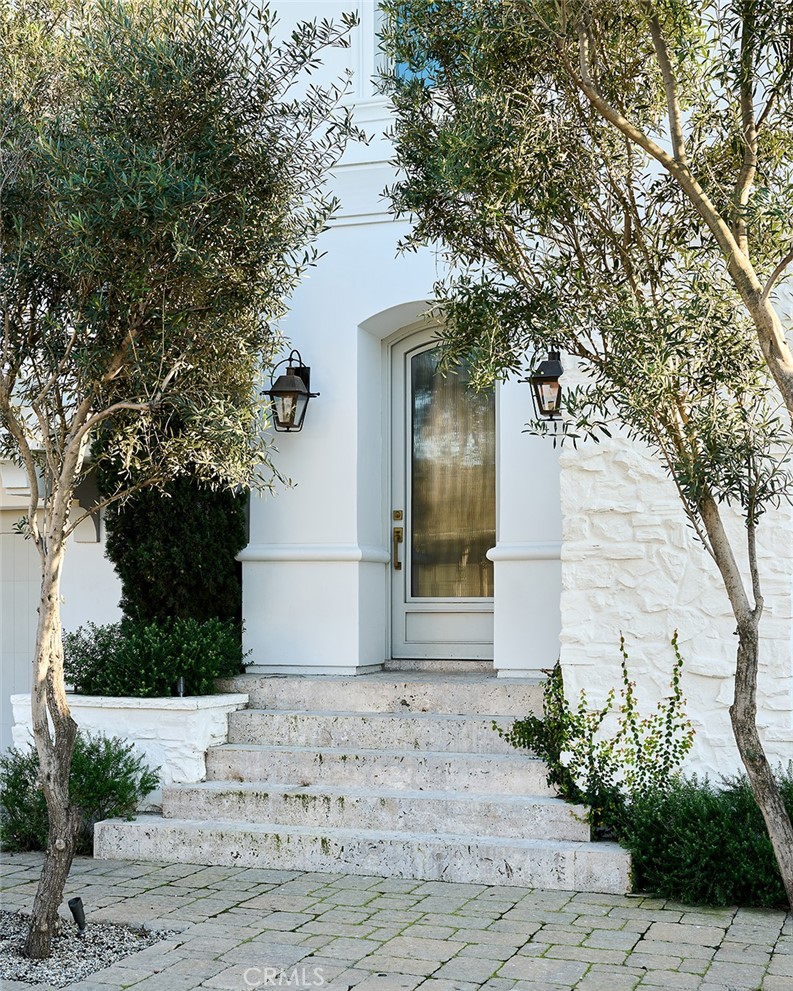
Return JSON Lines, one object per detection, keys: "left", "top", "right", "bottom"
{"left": 2, "top": 853, "right": 792, "bottom": 991}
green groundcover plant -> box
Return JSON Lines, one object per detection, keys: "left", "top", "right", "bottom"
{"left": 64, "top": 617, "right": 245, "bottom": 697}
{"left": 500, "top": 636, "right": 793, "bottom": 906}
{"left": 498, "top": 634, "right": 695, "bottom": 838}
{"left": 1, "top": 733, "right": 158, "bottom": 855}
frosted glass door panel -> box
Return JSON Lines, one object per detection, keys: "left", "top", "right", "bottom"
{"left": 410, "top": 349, "right": 495, "bottom": 598}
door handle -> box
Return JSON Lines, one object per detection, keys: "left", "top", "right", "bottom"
{"left": 392, "top": 527, "right": 403, "bottom": 571}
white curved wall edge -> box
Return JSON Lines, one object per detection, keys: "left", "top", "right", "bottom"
{"left": 11, "top": 693, "right": 249, "bottom": 805}
{"left": 487, "top": 541, "right": 562, "bottom": 562}
{"left": 359, "top": 300, "right": 433, "bottom": 340}
{"left": 238, "top": 544, "right": 390, "bottom": 564}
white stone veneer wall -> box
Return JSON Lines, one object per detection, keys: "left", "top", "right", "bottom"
{"left": 559, "top": 422, "right": 793, "bottom": 779}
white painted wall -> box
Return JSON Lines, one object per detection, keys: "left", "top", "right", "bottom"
{"left": 0, "top": 475, "right": 121, "bottom": 753}
{"left": 242, "top": 2, "right": 563, "bottom": 676}
{"left": 0, "top": 509, "right": 40, "bottom": 754}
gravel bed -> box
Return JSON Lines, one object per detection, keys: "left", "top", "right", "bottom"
{"left": 0, "top": 910, "right": 176, "bottom": 987}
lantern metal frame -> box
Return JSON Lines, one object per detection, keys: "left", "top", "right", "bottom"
{"left": 527, "top": 349, "right": 564, "bottom": 420}
{"left": 263, "top": 349, "right": 319, "bottom": 432}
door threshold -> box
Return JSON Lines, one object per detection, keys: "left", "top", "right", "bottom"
{"left": 384, "top": 658, "right": 495, "bottom": 674}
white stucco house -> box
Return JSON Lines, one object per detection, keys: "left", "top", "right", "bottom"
{"left": 3, "top": 0, "right": 793, "bottom": 799}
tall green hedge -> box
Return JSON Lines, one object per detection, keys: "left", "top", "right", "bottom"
{"left": 104, "top": 478, "right": 247, "bottom": 623}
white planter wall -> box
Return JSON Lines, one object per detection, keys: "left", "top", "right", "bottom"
{"left": 11, "top": 693, "right": 248, "bottom": 807}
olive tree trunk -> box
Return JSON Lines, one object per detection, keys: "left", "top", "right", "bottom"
{"left": 23, "top": 535, "right": 81, "bottom": 960}
{"left": 700, "top": 495, "right": 793, "bottom": 909}
{"left": 732, "top": 618, "right": 793, "bottom": 909}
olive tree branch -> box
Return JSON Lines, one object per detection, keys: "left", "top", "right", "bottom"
{"left": 732, "top": 9, "right": 759, "bottom": 257}
{"left": 646, "top": 13, "right": 687, "bottom": 164}
{"left": 761, "top": 247, "right": 793, "bottom": 302}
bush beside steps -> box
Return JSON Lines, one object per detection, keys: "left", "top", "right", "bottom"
{"left": 64, "top": 617, "right": 246, "bottom": 698}
{"left": 499, "top": 642, "right": 793, "bottom": 908}
{"left": 622, "top": 771, "right": 793, "bottom": 908}
{"left": 0, "top": 732, "right": 159, "bottom": 854}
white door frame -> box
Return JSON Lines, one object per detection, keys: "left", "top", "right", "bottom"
{"left": 387, "top": 325, "right": 495, "bottom": 660}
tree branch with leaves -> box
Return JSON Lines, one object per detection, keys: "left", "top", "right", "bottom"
{"left": 0, "top": 0, "right": 362, "bottom": 957}
{"left": 381, "top": 0, "right": 793, "bottom": 905}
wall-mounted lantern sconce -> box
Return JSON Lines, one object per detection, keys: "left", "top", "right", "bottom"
{"left": 263, "top": 349, "right": 319, "bottom": 432}
{"left": 528, "top": 349, "right": 563, "bottom": 420}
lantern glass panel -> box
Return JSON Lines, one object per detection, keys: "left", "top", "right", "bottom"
{"left": 531, "top": 378, "right": 562, "bottom": 418}
{"left": 539, "top": 380, "right": 561, "bottom": 413}
{"left": 273, "top": 391, "right": 308, "bottom": 430}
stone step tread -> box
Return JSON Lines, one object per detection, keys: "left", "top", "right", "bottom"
{"left": 221, "top": 674, "right": 543, "bottom": 716}
{"left": 95, "top": 817, "right": 629, "bottom": 892}
{"left": 166, "top": 780, "right": 575, "bottom": 809}
{"left": 206, "top": 741, "right": 551, "bottom": 795}
{"left": 103, "top": 814, "right": 607, "bottom": 851}
{"left": 228, "top": 710, "right": 517, "bottom": 754}
{"left": 206, "top": 743, "right": 552, "bottom": 796}
{"left": 163, "top": 782, "right": 588, "bottom": 838}
{"left": 237, "top": 709, "right": 514, "bottom": 721}
{"left": 165, "top": 753, "right": 586, "bottom": 837}
{"left": 210, "top": 743, "right": 536, "bottom": 760}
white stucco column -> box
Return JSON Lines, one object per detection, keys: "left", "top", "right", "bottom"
{"left": 240, "top": 265, "right": 389, "bottom": 675}
{"left": 240, "top": 192, "right": 437, "bottom": 675}
{"left": 489, "top": 377, "right": 562, "bottom": 677}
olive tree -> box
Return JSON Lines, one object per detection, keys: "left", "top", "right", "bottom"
{"left": 0, "top": 0, "right": 361, "bottom": 956}
{"left": 380, "top": 0, "right": 793, "bottom": 904}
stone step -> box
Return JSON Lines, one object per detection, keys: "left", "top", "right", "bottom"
{"left": 94, "top": 816, "right": 631, "bottom": 893}
{"left": 161, "top": 782, "right": 589, "bottom": 841}
{"left": 218, "top": 672, "right": 543, "bottom": 716}
{"left": 206, "top": 743, "right": 553, "bottom": 795}
{"left": 227, "top": 709, "right": 517, "bottom": 753}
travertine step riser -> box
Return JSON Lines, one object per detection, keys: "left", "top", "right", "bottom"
{"left": 94, "top": 818, "right": 630, "bottom": 893}
{"left": 218, "top": 675, "right": 543, "bottom": 716}
{"left": 205, "top": 747, "right": 553, "bottom": 796}
{"left": 227, "top": 711, "right": 517, "bottom": 754}
{"left": 162, "top": 786, "right": 589, "bottom": 841}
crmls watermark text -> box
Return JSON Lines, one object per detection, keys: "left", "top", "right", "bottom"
{"left": 244, "top": 966, "right": 325, "bottom": 987}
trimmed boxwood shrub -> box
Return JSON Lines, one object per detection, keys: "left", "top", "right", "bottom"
{"left": 64, "top": 617, "right": 245, "bottom": 697}
{"left": 0, "top": 733, "right": 159, "bottom": 854}
{"left": 103, "top": 478, "right": 247, "bottom": 624}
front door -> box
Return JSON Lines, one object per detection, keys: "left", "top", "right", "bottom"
{"left": 390, "top": 333, "right": 495, "bottom": 659}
